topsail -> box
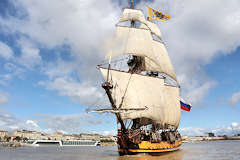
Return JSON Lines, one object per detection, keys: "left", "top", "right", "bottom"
{"left": 119, "top": 8, "right": 162, "bottom": 39}
{"left": 106, "top": 8, "right": 177, "bottom": 81}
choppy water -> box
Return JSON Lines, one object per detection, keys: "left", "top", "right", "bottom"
{"left": 0, "top": 140, "right": 240, "bottom": 160}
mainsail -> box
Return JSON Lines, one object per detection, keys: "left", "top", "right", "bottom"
{"left": 100, "top": 8, "right": 180, "bottom": 129}
{"left": 100, "top": 68, "right": 180, "bottom": 128}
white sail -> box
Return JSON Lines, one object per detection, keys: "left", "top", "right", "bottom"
{"left": 119, "top": 8, "right": 162, "bottom": 39}
{"left": 100, "top": 68, "right": 180, "bottom": 128}
{"left": 149, "top": 40, "right": 177, "bottom": 81}
{"left": 106, "top": 26, "right": 177, "bottom": 81}
{"left": 106, "top": 26, "right": 153, "bottom": 59}
{"left": 145, "top": 21, "right": 162, "bottom": 40}
{"left": 119, "top": 8, "right": 146, "bottom": 24}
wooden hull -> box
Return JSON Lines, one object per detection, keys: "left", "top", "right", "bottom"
{"left": 118, "top": 140, "right": 182, "bottom": 155}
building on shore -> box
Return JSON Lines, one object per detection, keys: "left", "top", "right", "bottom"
{"left": 63, "top": 134, "right": 80, "bottom": 140}
{"left": 2, "top": 129, "right": 116, "bottom": 142}
{"left": 204, "top": 132, "right": 215, "bottom": 137}
{"left": 181, "top": 135, "right": 189, "bottom": 141}
{"left": 0, "top": 130, "right": 8, "bottom": 140}
{"left": 40, "top": 133, "right": 52, "bottom": 140}
{"left": 51, "top": 132, "right": 64, "bottom": 140}
{"left": 11, "top": 130, "right": 42, "bottom": 140}
{"left": 80, "top": 133, "right": 101, "bottom": 141}
{"left": 100, "top": 135, "right": 116, "bottom": 142}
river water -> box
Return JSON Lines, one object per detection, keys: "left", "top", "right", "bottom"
{"left": 0, "top": 140, "right": 240, "bottom": 160}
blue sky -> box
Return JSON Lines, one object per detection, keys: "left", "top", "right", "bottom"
{"left": 0, "top": 0, "right": 240, "bottom": 136}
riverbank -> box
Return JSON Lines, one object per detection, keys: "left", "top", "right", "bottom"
{"left": 183, "top": 136, "right": 240, "bottom": 142}
{"left": 100, "top": 142, "right": 116, "bottom": 146}
{"left": 0, "top": 141, "right": 22, "bottom": 147}
{"left": 0, "top": 141, "right": 116, "bottom": 147}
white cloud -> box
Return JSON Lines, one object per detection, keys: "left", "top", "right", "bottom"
{"left": 0, "top": 0, "right": 119, "bottom": 107}
{"left": 1, "top": 0, "right": 240, "bottom": 108}
{"left": 16, "top": 38, "right": 42, "bottom": 69}
{"left": 4, "top": 63, "right": 17, "bottom": 72}
{"left": 0, "top": 63, "right": 25, "bottom": 86}
{"left": 212, "top": 123, "right": 240, "bottom": 136}
{"left": 41, "top": 58, "right": 78, "bottom": 80}
{"left": 0, "top": 112, "right": 42, "bottom": 131}
{"left": 0, "top": 41, "right": 13, "bottom": 60}
{"left": 228, "top": 91, "right": 240, "bottom": 107}
{"left": 0, "top": 112, "right": 22, "bottom": 131}
{"left": 0, "top": 92, "right": 8, "bottom": 106}
{"left": 102, "top": 130, "right": 116, "bottom": 136}
{"left": 44, "top": 77, "right": 108, "bottom": 107}
{"left": 38, "top": 113, "right": 103, "bottom": 134}
{"left": 138, "top": 0, "right": 240, "bottom": 105}
{"left": 0, "top": 110, "right": 104, "bottom": 134}
{"left": 231, "top": 122, "right": 238, "bottom": 128}
{"left": 4, "top": 63, "right": 25, "bottom": 78}
{"left": 184, "top": 80, "right": 217, "bottom": 105}
{"left": 180, "top": 122, "right": 240, "bottom": 136}
{"left": 179, "top": 127, "right": 207, "bottom": 137}
{"left": 26, "top": 120, "right": 39, "bottom": 128}
{"left": 0, "top": 74, "right": 12, "bottom": 86}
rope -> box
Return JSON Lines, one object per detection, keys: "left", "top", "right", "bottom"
{"left": 118, "top": 73, "right": 133, "bottom": 109}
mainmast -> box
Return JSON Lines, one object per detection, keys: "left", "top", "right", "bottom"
{"left": 130, "top": 0, "right": 134, "bottom": 9}
{"left": 130, "top": 0, "right": 135, "bottom": 27}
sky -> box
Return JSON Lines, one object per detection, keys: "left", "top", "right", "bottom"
{"left": 0, "top": 0, "right": 240, "bottom": 136}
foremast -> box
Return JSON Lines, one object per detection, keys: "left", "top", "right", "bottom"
{"left": 102, "top": 81, "right": 130, "bottom": 153}
{"left": 101, "top": 0, "right": 138, "bottom": 153}
{"left": 101, "top": 82, "right": 126, "bottom": 132}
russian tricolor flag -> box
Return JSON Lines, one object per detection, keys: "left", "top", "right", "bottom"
{"left": 180, "top": 99, "right": 192, "bottom": 112}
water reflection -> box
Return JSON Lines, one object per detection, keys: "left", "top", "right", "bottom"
{"left": 1, "top": 141, "right": 240, "bottom": 160}
{"left": 117, "top": 150, "right": 185, "bottom": 160}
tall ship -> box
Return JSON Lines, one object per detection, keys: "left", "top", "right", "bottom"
{"left": 94, "top": 0, "right": 187, "bottom": 155}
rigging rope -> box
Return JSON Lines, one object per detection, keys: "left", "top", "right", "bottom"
{"left": 118, "top": 73, "right": 133, "bottom": 109}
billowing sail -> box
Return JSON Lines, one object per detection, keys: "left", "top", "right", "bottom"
{"left": 145, "top": 21, "right": 162, "bottom": 40}
{"left": 119, "top": 8, "right": 162, "bottom": 40}
{"left": 119, "top": 8, "right": 146, "bottom": 23}
{"left": 106, "top": 26, "right": 153, "bottom": 59}
{"left": 150, "top": 40, "right": 177, "bottom": 81}
{"left": 106, "top": 25, "right": 177, "bottom": 81}
{"left": 100, "top": 68, "right": 180, "bottom": 128}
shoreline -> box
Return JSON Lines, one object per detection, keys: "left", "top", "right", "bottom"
{"left": 0, "top": 141, "right": 117, "bottom": 147}
{"left": 0, "top": 142, "right": 22, "bottom": 147}
{"left": 183, "top": 136, "right": 240, "bottom": 142}
{"left": 100, "top": 142, "right": 117, "bottom": 146}
{"left": 1, "top": 138, "right": 239, "bottom": 147}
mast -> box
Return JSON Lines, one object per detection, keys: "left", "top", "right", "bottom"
{"left": 130, "top": 0, "right": 135, "bottom": 27}
{"left": 102, "top": 82, "right": 126, "bottom": 131}
{"left": 102, "top": 41, "right": 126, "bottom": 132}
{"left": 101, "top": 80, "right": 128, "bottom": 152}
{"left": 130, "top": 0, "right": 134, "bottom": 9}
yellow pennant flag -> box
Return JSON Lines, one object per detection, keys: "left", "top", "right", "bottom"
{"left": 147, "top": 7, "right": 171, "bottom": 21}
